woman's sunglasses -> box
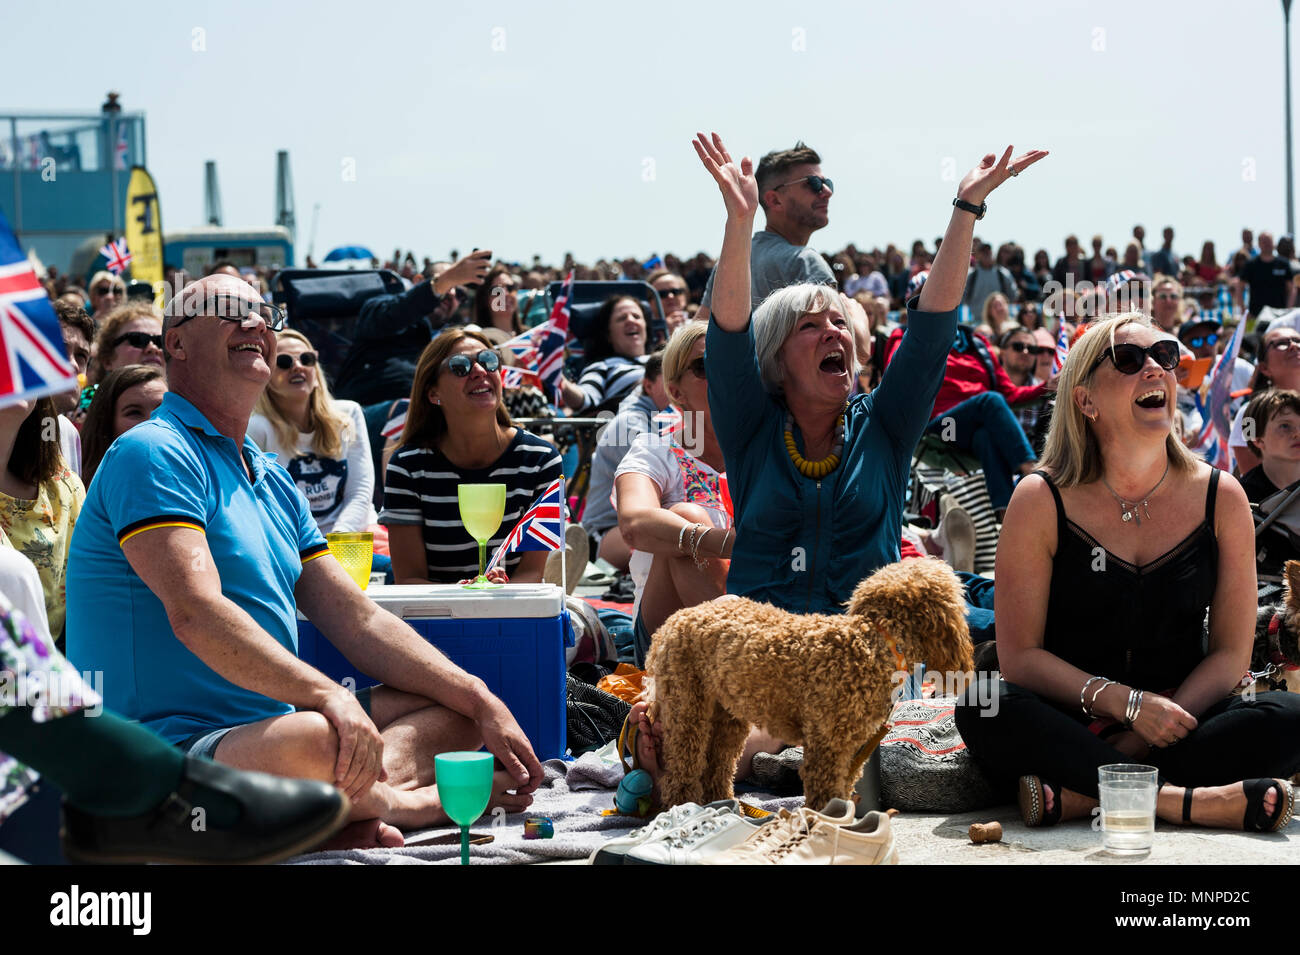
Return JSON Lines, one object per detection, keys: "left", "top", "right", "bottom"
{"left": 276, "top": 352, "right": 318, "bottom": 370}
{"left": 95, "top": 284, "right": 125, "bottom": 297}
{"left": 1089, "top": 339, "right": 1181, "bottom": 376}
{"left": 112, "top": 331, "right": 163, "bottom": 350}
{"left": 445, "top": 349, "right": 501, "bottom": 377}
{"left": 687, "top": 355, "right": 707, "bottom": 379}
{"left": 659, "top": 286, "right": 689, "bottom": 298}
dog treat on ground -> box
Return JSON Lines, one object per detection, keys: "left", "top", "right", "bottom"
{"left": 968, "top": 821, "right": 1002, "bottom": 843}
{"left": 885, "top": 808, "right": 900, "bottom": 817}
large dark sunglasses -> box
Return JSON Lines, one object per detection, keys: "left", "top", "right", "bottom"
{"left": 276, "top": 351, "right": 318, "bottom": 370}
{"left": 1089, "top": 339, "right": 1181, "bottom": 376}
{"left": 112, "top": 331, "right": 163, "bottom": 350}
{"left": 170, "top": 294, "right": 286, "bottom": 332}
{"left": 1007, "top": 342, "right": 1050, "bottom": 355}
{"left": 687, "top": 355, "right": 707, "bottom": 379}
{"left": 775, "top": 175, "right": 833, "bottom": 195}
{"left": 445, "top": 349, "right": 501, "bottom": 377}
{"left": 1183, "top": 333, "right": 1218, "bottom": 349}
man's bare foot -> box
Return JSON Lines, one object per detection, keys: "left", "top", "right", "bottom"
{"left": 627, "top": 700, "right": 663, "bottom": 783}
{"left": 319, "top": 819, "right": 405, "bottom": 851}
{"left": 1169, "top": 780, "right": 1283, "bottom": 830}
{"left": 378, "top": 769, "right": 533, "bottom": 830}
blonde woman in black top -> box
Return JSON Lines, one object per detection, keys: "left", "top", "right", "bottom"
{"left": 957, "top": 313, "right": 1299, "bottom": 831}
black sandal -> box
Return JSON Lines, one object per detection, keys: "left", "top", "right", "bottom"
{"left": 1018, "top": 775, "right": 1062, "bottom": 828}
{"left": 1242, "top": 779, "right": 1295, "bottom": 833}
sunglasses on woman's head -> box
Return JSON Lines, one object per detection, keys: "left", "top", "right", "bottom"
{"left": 1089, "top": 339, "right": 1181, "bottom": 376}
{"left": 687, "top": 355, "right": 707, "bottom": 379}
{"left": 276, "top": 351, "right": 318, "bottom": 370}
{"left": 112, "top": 331, "right": 163, "bottom": 350}
{"left": 445, "top": 349, "right": 501, "bottom": 377}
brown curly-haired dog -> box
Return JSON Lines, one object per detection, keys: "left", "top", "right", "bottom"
{"left": 645, "top": 558, "right": 973, "bottom": 810}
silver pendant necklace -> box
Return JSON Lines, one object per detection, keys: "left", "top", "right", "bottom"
{"left": 1101, "top": 461, "right": 1170, "bottom": 526}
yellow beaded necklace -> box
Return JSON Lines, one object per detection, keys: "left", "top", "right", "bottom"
{"left": 784, "top": 410, "right": 846, "bottom": 480}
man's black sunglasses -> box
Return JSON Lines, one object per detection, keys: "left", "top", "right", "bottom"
{"left": 445, "top": 349, "right": 501, "bottom": 377}
{"left": 1089, "top": 339, "right": 1181, "bottom": 376}
{"left": 112, "top": 331, "right": 163, "bottom": 350}
{"left": 775, "top": 175, "right": 833, "bottom": 195}
{"left": 276, "top": 352, "right": 318, "bottom": 370}
{"left": 169, "top": 294, "right": 286, "bottom": 332}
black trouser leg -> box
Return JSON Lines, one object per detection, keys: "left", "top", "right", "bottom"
{"left": 1147, "top": 691, "right": 1300, "bottom": 786}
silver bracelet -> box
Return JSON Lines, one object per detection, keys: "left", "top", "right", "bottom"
{"left": 1080, "top": 676, "right": 1106, "bottom": 716}
{"left": 677, "top": 522, "right": 690, "bottom": 553}
{"left": 1086, "top": 679, "right": 1116, "bottom": 719}
{"left": 719, "top": 526, "right": 734, "bottom": 557}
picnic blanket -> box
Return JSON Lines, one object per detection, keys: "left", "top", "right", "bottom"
{"left": 287, "top": 748, "right": 803, "bottom": 865}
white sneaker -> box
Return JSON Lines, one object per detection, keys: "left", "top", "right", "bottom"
{"left": 706, "top": 798, "right": 899, "bottom": 866}
{"left": 933, "top": 493, "right": 975, "bottom": 574}
{"left": 588, "top": 801, "right": 711, "bottom": 865}
{"left": 624, "top": 805, "right": 769, "bottom": 865}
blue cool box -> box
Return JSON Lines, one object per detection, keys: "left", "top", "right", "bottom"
{"left": 297, "top": 583, "right": 573, "bottom": 759}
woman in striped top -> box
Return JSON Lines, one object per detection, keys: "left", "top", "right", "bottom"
{"left": 382, "top": 329, "right": 564, "bottom": 584}
{"left": 557, "top": 295, "right": 649, "bottom": 413}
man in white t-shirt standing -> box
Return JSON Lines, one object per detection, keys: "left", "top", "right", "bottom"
{"left": 697, "top": 141, "right": 835, "bottom": 320}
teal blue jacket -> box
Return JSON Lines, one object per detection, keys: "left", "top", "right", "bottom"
{"left": 706, "top": 303, "right": 957, "bottom": 614}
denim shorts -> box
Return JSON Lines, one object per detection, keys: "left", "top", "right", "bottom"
{"left": 177, "top": 685, "right": 377, "bottom": 760}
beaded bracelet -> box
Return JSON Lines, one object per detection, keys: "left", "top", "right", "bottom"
{"left": 690, "top": 526, "right": 709, "bottom": 568}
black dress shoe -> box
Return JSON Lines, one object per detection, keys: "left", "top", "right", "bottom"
{"left": 60, "top": 756, "right": 350, "bottom": 864}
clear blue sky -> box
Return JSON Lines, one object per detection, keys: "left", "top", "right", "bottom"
{"left": 6, "top": 0, "right": 1297, "bottom": 265}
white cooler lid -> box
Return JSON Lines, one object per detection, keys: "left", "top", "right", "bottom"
{"left": 299, "top": 583, "right": 567, "bottom": 620}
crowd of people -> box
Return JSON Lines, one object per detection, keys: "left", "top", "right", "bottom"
{"left": 5, "top": 130, "right": 1300, "bottom": 866}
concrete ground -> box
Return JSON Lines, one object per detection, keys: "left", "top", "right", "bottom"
{"left": 890, "top": 807, "right": 1297, "bottom": 864}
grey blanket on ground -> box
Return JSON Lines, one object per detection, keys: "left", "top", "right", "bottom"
{"left": 287, "top": 752, "right": 803, "bottom": 865}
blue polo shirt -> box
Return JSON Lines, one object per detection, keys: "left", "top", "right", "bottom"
{"left": 66, "top": 392, "right": 331, "bottom": 744}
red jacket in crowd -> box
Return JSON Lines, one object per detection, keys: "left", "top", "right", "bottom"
{"left": 884, "top": 326, "right": 1048, "bottom": 421}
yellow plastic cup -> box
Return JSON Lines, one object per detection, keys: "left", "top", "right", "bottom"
{"left": 326, "top": 532, "right": 374, "bottom": 590}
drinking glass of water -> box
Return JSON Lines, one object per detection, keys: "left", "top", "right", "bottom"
{"left": 1098, "top": 763, "right": 1159, "bottom": 854}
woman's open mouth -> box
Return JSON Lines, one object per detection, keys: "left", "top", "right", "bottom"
{"left": 819, "top": 350, "right": 847, "bottom": 376}
{"left": 1135, "top": 389, "right": 1167, "bottom": 409}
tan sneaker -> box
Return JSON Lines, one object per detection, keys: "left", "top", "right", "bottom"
{"left": 705, "top": 798, "right": 898, "bottom": 866}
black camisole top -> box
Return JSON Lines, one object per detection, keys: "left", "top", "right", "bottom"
{"left": 1036, "top": 469, "right": 1219, "bottom": 692}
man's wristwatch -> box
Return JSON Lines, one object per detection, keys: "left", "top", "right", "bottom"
{"left": 952, "top": 197, "right": 986, "bottom": 220}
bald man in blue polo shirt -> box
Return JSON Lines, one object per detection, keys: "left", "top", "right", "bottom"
{"left": 67, "top": 274, "right": 541, "bottom": 847}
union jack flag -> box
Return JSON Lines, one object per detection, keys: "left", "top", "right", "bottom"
{"left": 538, "top": 270, "right": 574, "bottom": 401}
{"left": 484, "top": 478, "right": 565, "bottom": 574}
{"left": 501, "top": 366, "right": 540, "bottom": 390}
{"left": 1052, "top": 319, "right": 1069, "bottom": 375}
{"left": 100, "top": 237, "right": 132, "bottom": 275}
{"left": 114, "top": 120, "right": 129, "bottom": 171}
{"left": 0, "top": 212, "right": 76, "bottom": 408}
{"left": 380, "top": 398, "right": 410, "bottom": 442}
{"left": 1188, "top": 319, "right": 1244, "bottom": 470}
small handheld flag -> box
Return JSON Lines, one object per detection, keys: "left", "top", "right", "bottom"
{"left": 0, "top": 211, "right": 77, "bottom": 408}
{"left": 538, "top": 270, "right": 574, "bottom": 401}
{"left": 100, "top": 237, "right": 133, "bottom": 275}
{"left": 484, "top": 478, "right": 566, "bottom": 576}
{"left": 1052, "top": 320, "right": 1069, "bottom": 375}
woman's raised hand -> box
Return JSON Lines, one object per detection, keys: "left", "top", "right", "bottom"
{"left": 957, "top": 146, "right": 1049, "bottom": 205}
{"left": 693, "top": 132, "right": 760, "bottom": 222}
